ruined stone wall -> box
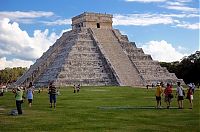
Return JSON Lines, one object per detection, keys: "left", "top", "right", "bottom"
{"left": 72, "top": 12, "right": 113, "bottom": 29}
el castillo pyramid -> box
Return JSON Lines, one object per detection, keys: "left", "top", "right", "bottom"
{"left": 15, "top": 12, "right": 184, "bottom": 87}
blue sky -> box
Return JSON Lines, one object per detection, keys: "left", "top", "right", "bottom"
{"left": 0, "top": 0, "right": 199, "bottom": 69}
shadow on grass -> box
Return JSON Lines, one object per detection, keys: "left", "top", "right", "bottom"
{"left": 97, "top": 106, "right": 180, "bottom": 110}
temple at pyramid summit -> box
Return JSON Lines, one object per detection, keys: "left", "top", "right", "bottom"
{"left": 15, "top": 12, "right": 184, "bottom": 87}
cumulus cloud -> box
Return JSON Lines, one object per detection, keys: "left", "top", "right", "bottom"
{"left": 125, "top": 0, "right": 166, "bottom": 2}
{"left": 141, "top": 40, "right": 188, "bottom": 62}
{"left": 0, "top": 18, "right": 70, "bottom": 70}
{"left": 0, "top": 57, "right": 33, "bottom": 70}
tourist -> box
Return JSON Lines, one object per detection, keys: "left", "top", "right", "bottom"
{"left": 48, "top": 82, "right": 57, "bottom": 109}
{"left": 164, "top": 83, "right": 173, "bottom": 109}
{"left": 77, "top": 84, "right": 80, "bottom": 93}
{"left": 186, "top": 84, "right": 193, "bottom": 109}
{"left": 73, "top": 84, "right": 76, "bottom": 93}
{"left": 26, "top": 82, "right": 34, "bottom": 107}
{"left": 38, "top": 87, "right": 41, "bottom": 93}
{"left": 155, "top": 82, "right": 163, "bottom": 108}
{"left": 146, "top": 85, "right": 149, "bottom": 90}
{"left": 176, "top": 82, "right": 184, "bottom": 109}
{"left": 12, "top": 87, "right": 24, "bottom": 115}
{"left": 191, "top": 83, "right": 196, "bottom": 94}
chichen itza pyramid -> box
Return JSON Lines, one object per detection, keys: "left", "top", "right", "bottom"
{"left": 15, "top": 12, "right": 184, "bottom": 87}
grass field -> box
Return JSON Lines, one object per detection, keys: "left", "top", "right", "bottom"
{"left": 0, "top": 86, "right": 199, "bottom": 132}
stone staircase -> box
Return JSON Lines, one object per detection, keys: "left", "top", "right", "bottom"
{"left": 112, "top": 29, "right": 183, "bottom": 85}
{"left": 91, "top": 28, "right": 144, "bottom": 86}
{"left": 54, "top": 28, "right": 118, "bottom": 86}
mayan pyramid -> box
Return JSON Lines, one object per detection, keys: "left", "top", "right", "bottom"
{"left": 15, "top": 12, "right": 184, "bottom": 87}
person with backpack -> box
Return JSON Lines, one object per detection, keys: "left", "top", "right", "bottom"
{"left": 176, "top": 82, "right": 184, "bottom": 109}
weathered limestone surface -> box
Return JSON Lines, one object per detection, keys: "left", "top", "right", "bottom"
{"left": 15, "top": 12, "right": 184, "bottom": 87}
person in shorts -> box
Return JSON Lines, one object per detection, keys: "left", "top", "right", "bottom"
{"left": 164, "top": 83, "right": 173, "bottom": 109}
{"left": 155, "top": 82, "right": 163, "bottom": 108}
{"left": 176, "top": 82, "right": 184, "bottom": 109}
{"left": 48, "top": 82, "right": 57, "bottom": 109}
{"left": 26, "top": 82, "right": 34, "bottom": 107}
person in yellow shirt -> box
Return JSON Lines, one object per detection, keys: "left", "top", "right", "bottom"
{"left": 155, "top": 82, "right": 163, "bottom": 108}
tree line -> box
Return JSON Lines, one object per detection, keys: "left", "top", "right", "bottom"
{"left": 0, "top": 67, "right": 27, "bottom": 84}
{"left": 160, "top": 51, "right": 200, "bottom": 85}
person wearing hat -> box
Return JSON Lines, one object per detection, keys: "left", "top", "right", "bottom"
{"left": 155, "top": 82, "right": 163, "bottom": 108}
{"left": 12, "top": 87, "right": 24, "bottom": 114}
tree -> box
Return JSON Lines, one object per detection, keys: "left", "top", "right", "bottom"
{"left": 0, "top": 67, "right": 27, "bottom": 84}
{"left": 160, "top": 51, "right": 200, "bottom": 85}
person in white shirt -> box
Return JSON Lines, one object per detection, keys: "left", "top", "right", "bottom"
{"left": 176, "top": 82, "right": 184, "bottom": 109}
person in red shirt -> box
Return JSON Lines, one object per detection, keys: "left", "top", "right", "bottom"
{"left": 164, "top": 83, "right": 173, "bottom": 109}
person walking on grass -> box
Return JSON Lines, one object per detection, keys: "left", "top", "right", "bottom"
{"left": 186, "top": 84, "right": 193, "bottom": 109}
{"left": 48, "top": 82, "right": 57, "bottom": 109}
{"left": 155, "top": 82, "right": 163, "bottom": 108}
{"left": 73, "top": 84, "right": 76, "bottom": 93}
{"left": 26, "top": 82, "right": 34, "bottom": 107}
{"left": 176, "top": 82, "right": 184, "bottom": 109}
{"left": 12, "top": 87, "right": 24, "bottom": 115}
{"left": 77, "top": 84, "right": 80, "bottom": 93}
{"left": 164, "top": 83, "right": 173, "bottom": 109}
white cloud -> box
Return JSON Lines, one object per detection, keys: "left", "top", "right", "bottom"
{"left": 164, "top": 5, "right": 198, "bottom": 12}
{"left": 166, "top": 1, "right": 185, "bottom": 6}
{"left": 162, "top": 0, "right": 199, "bottom": 13}
{"left": 0, "top": 57, "right": 33, "bottom": 70}
{"left": 113, "top": 13, "right": 199, "bottom": 30}
{"left": 176, "top": 22, "right": 200, "bottom": 30}
{"left": 0, "top": 11, "right": 54, "bottom": 22}
{"left": 125, "top": 0, "right": 166, "bottom": 3}
{"left": 141, "top": 40, "right": 188, "bottom": 62}
{"left": 0, "top": 18, "right": 70, "bottom": 70}
{"left": 0, "top": 11, "right": 72, "bottom": 26}
{"left": 42, "top": 19, "right": 71, "bottom": 26}
{"left": 113, "top": 13, "right": 177, "bottom": 26}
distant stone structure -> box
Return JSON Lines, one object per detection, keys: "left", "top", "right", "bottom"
{"left": 15, "top": 12, "right": 184, "bottom": 87}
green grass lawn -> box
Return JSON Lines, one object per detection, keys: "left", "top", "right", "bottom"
{"left": 0, "top": 86, "right": 199, "bottom": 132}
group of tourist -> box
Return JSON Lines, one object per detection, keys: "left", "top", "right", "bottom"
{"left": 11, "top": 81, "right": 58, "bottom": 115}
{"left": 73, "top": 84, "right": 80, "bottom": 93}
{"left": 155, "top": 81, "right": 195, "bottom": 109}
{"left": 1, "top": 80, "right": 196, "bottom": 115}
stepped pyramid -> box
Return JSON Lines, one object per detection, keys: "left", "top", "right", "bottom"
{"left": 15, "top": 12, "right": 184, "bottom": 87}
